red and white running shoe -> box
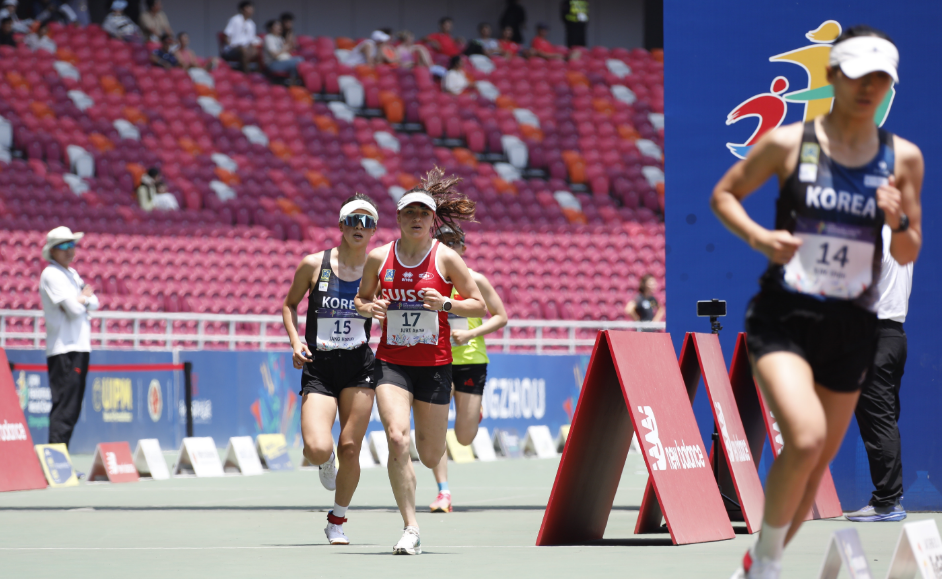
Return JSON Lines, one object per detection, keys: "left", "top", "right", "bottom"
{"left": 730, "top": 548, "right": 781, "bottom": 579}
{"left": 429, "top": 492, "right": 452, "bottom": 513}
{"left": 324, "top": 511, "right": 349, "bottom": 545}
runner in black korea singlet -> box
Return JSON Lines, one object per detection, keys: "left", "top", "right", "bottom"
{"left": 282, "top": 194, "right": 381, "bottom": 548}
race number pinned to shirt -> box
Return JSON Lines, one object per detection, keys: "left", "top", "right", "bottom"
{"left": 783, "top": 218, "right": 876, "bottom": 299}
{"left": 448, "top": 313, "right": 469, "bottom": 346}
{"left": 387, "top": 302, "right": 439, "bottom": 346}
{"left": 315, "top": 309, "right": 367, "bottom": 351}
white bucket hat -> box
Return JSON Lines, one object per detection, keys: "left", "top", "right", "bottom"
{"left": 42, "top": 226, "right": 84, "bottom": 262}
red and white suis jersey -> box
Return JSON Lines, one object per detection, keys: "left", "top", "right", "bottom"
{"left": 376, "top": 240, "right": 454, "bottom": 366}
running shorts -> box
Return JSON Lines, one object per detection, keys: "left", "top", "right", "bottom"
{"left": 300, "top": 344, "right": 376, "bottom": 397}
{"left": 374, "top": 360, "right": 452, "bottom": 405}
{"left": 744, "top": 289, "right": 878, "bottom": 393}
{"left": 452, "top": 363, "right": 487, "bottom": 396}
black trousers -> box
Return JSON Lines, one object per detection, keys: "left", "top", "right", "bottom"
{"left": 854, "top": 320, "right": 906, "bottom": 507}
{"left": 47, "top": 351, "right": 90, "bottom": 448}
{"left": 565, "top": 23, "right": 587, "bottom": 48}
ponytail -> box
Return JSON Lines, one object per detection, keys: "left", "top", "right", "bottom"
{"left": 409, "top": 167, "right": 477, "bottom": 236}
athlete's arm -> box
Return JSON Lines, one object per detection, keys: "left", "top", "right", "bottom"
{"left": 880, "top": 137, "right": 923, "bottom": 265}
{"left": 354, "top": 247, "right": 389, "bottom": 321}
{"left": 653, "top": 302, "right": 665, "bottom": 322}
{"left": 283, "top": 253, "right": 321, "bottom": 369}
{"left": 425, "top": 247, "right": 486, "bottom": 318}
{"left": 452, "top": 271, "right": 507, "bottom": 346}
{"left": 711, "top": 124, "right": 804, "bottom": 265}
{"left": 624, "top": 299, "right": 640, "bottom": 321}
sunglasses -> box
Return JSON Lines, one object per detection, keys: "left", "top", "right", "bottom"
{"left": 340, "top": 214, "right": 376, "bottom": 229}
{"left": 443, "top": 238, "right": 465, "bottom": 249}
{"left": 55, "top": 241, "right": 77, "bottom": 250}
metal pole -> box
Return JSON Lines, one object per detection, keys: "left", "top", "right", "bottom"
{"left": 184, "top": 361, "right": 193, "bottom": 438}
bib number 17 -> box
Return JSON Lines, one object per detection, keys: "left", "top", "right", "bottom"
{"left": 401, "top": 312, "right": 421, "bottom": 327}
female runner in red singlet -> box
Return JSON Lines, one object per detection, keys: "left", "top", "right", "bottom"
{"left": 355, "top": 169, "right": 485, "bottom": 555}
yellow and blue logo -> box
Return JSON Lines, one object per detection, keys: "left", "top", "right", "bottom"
{"left": 726, "top": 20, "right": 896, "bottom": 159}
{"left": 383, "top": 269, "right": 395, "bottom": 282}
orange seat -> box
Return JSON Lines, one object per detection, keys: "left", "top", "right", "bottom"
{"left": 495, "top": 95, "right": 517, "bottom": 110}
{"left": 561, "top": 150, "right": 583, "bottom": 167}
{"left": 194, "top": 84, "right": 216, "bottom": 98}
{"left": 305, "top": 170, "right": 330, "bottom": 188}
{"left": 219, "top": 110, "right": 243, "bottom": 130}
{"left": 656, "top": 182, "right": 665, "bottom": 198}
{"left": 397, "top": 173, "right": 419, "bottom": 190}
{"left": 492, "top": 177, "right": 517, "bottom": 195}
{"left": 55, "top": 48, "right": 79, "bottom": 65}
{"left": 567, "top": 160, "right": 586, "bottom": 184}
{"left": 178, "top": 136, "right": 201, "bottom": 155}
{"left": 566, "top": 70, "right": 589, "bottom": 88}
{"left": 378, "top": 90, "right": 398, "bottom": 107}
{"left": 520, "top": 125, "right": 543, "bottom": 141}
{"left": 453, "top": 148, "right": 477, "bottom": 168}
{"left": 5, "top": 71, "right": 28, "bottom": 90}
{"left": 28, "top": 101, "right": 55, "bottom": 120}
{"left": 561, "top": 208, "right": 588, "bottom": 224}
{"left": 336, "top": 37, "right": 356, "bottom": 50}
{"left": 89, "top": 133, "right": 114, "bottom": 152}
{"left": 360, "top": 143, "right": 383, "bottom": 161}
{"left": 276, "top": 197, "right": 301, "bottom": 215}
{"left": 592, "top": 98, "right": 615, "bottom": 115}
{"left": 126, "top": 163, "right": 146, "bottom": 187}
{"left": 123, "top": 106, "right": 148, "bottom": 125}
{"left": 382, "top": 96, "right": 404, "bottom": 123}
{"left": 288, "top": 86, "right": 312, "bottom": 104}
{"left": 270, "top": 140, "right": 292, "bottom": 160}
{"left": 354, "top": 64, "right": 378, "bottom": 81}
{"left": 651, "top": 48, "right": 664, "bottom": 63}
{"left": 100, "top": 75, "right": 124, "bottom": 96}
{"left": 313, "top": 115, "right": 338, "bottom": 134}
{"left": 214, "top": 167, "right": 240, "bottom": 185}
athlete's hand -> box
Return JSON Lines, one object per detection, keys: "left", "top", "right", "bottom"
{"left": 451, "top": 329, "right": 473, "bottom": 345}
{"left": 877, "top": 175, "right": 903, "bottom": 230}
{"left": 371, "top": 298, "right": 389, "bottom": 322}
{"left": 291, "top": 341, "right": 312, "bottom": 369}
{"left": 422, "top": 288, "right": 446, "bottom": 311}
{"left": 753, "top": 229, "right": 803, "bottom": 264}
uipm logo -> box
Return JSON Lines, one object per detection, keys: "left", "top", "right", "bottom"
{"left": 637, "top": 405, "right": 666, "bottom": 471}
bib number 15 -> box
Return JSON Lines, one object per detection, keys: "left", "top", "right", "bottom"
{"left": 333, "top": 320, "right": 352, "bottom": 335}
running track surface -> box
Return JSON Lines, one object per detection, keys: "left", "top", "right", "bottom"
{"left": 0, "top": 450, "right": 937, "bottom": 578}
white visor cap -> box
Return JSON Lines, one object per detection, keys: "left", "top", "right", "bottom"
{"left": 397, "top": 191, "right": 436, "bottom": 211}
{"left": 339, "top": 199, "right": 379, "bottom": 223}
{"left": 829, "top": 36, "right": 899, "bottom": 84}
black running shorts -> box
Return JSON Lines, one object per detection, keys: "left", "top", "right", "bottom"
{"left": 300, "top": 345, "right": 376, "bottom": 398}
{"left": 374, "top": 360, "right": 452, "bottom": 405}
{"left": 452, "top": 364, "right": 487, "bottom": 396}
{"left": 744, "top": 288, "right": 878, "bottom": 393}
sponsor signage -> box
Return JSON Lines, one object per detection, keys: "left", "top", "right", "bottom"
{"left": 172, "top": 437, "right": 224, "bottom": 478}
{"left": 34, "top": 443, "right": 78, "bottom": 487}
{"left": 88, "top": 442, "right": 140, "bottom": 483}
{"left": 886, "top": 519, "right": 942, "bottom": 579}
{"left": 819, "top": 528, "right": 873, "bottom": 579}
{"left": 223, "top": 436, "right": 264, "bottom": 476}
{"left": 0, "top": 348, "right": 47, "bottom": 492}
{"left": 256, "top": 433, "right": 293, "bottom": 471}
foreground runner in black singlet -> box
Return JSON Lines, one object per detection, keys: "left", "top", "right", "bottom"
{"left": 712, "top": 25, "right": 923, "bottom": 579}
{"left": 282, "top": 193, "right": 380, "bottom": 546}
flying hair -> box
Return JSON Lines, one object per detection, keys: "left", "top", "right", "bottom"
{"left": 407, "top": 167, "right": 477, "bottom": 237}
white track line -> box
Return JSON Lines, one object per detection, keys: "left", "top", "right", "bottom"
{"left": 0, "top": 545, "right": 646, "bottom": 551}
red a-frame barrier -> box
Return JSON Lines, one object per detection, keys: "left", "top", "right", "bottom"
{"left": 537, "top": 331, "right": 734, "bottom": 546}
{"left": 728, "top": 333, "right": 842, "bottom": 519}
{"left": 0, "top": 348, "right": 48, "bottom": 492}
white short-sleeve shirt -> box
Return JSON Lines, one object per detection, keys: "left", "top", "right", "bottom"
{"left": 39, "top": 263, "right": 97, "bottom": 357}
{"left": 875, "top": 225, "right": 913, "bottom": 323}
{"left": 224, "top": 13, "right": 257, "bottom": 49}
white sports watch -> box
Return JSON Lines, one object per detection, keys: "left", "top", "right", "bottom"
{"left": 442, "top": 298, "right": 453, "bottom": 312}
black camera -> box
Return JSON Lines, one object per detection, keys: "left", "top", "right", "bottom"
{"left": 696, "top": 299, "right": 727, "bottom": 318}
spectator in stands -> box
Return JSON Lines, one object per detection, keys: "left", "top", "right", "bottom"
{"left": 137, "top": 167, "right": 180, "bottom": 211}
{"left": 0, "top": 0, "right": 31, "bottom": 33}
{"left": 39, "top": 226, "right": 98, "bottom": 451}
{"left": 442, "top": 55, "right": 469, "bottom": 95}
{"left": 624, "top": 274, "right": 664, "bottom": 325}
{"left": 465, "top": 22, "right": 499, "bottom": 57}
{"left": 344, "top": 30, "right": 389, "bottom": 66}
{"left": 395, "top": 30, "right": 432, "bottom": 68}
{"left": 222, "top": 0, "right": 261, "bottom": 72}
{"left": 32, "top": 0, "right": 77, "bottom": 25}
{"left": 425, "top": 16, "right": 464, "bottom": 58}
{"left": 103, "top": 0, "right": 142, "bottom": 42}
{"left": 0, "top": 16, "right": 16, "bottom": 46}
{"left": 560, "top": 0, "right": 588, "bottom": 48}
{"left": 498, "top": 25, "right": 520, "bottom": 58}
{"left": 150, "top": 33, "right": 179, "bottom": 69}
{"left": 175, "top": 31, "right": 219, "bottom": 71}
{"left": 280, "top": 11, "right": 296, "bottom": 53}
{"left": 263, "top": 19, "right": 302, "bottom": 78}
{"left": 140, "top": 0, "right": 173, "bottom": 43}
{"left": 530, "top": 22, "right": 565, "bottom": 60}
{"left": 24, "top": 19, "right": 56, "bottom": 52}
{"left": 499, "top": 0, "right": 526, "bottom": 44}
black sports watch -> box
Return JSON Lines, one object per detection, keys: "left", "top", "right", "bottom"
{"left": 892, "top": 213, "right": 910, "bottom": 233}
{"left": 442, "top": 299, "right": 453, "bottom": 312}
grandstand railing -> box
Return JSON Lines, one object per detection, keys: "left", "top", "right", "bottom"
{"left": 0, "top": 310, "right": 664, "bottom": 354}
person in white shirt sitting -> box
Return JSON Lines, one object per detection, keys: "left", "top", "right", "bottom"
{"left": 263, "top": 19, "right": 302, "bottom": 78}
{"left": 39, "top": 226, "right": 99, "bottom": 450}
{"left": 102, "top": 0, "right": 142, "bottom": 42}
{"left": 25, "top": 19, "right": 57, "bottom": 53}
{"left": 0, "top": 0, "right": 32, "bottom": 33}
{"left": 442, "top": 55, "right": 469, "bottom": 95}
{"left": 222, "top": 0, "right": 261, "bottom": 72}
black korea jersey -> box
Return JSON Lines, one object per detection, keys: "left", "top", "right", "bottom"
{"left": 304, "top": 249, "right": 371, "bottom": 352}
{"left": 761, "top": 121, "right": 892, "bottom": 312}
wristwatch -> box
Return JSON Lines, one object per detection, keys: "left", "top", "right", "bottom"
{"left": 892, "top": 213, "right": 910, "bottom": 233}
{"left": 442, "top": 299, "right": 453, "bottom": 312}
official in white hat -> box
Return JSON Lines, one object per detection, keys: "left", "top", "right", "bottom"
{"left": 39, "top": 226, "right": 98, "bottom": 450}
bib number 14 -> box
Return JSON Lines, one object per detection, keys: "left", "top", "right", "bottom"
{"left": 783, "top": 218, "right": 875, "bottom": 300}
{"left": 816, "top": 242, "right": 849, "bottom": 268}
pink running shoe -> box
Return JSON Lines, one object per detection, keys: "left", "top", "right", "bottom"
{"left": 429, "top": 492, "right": 452, "bottom": 513}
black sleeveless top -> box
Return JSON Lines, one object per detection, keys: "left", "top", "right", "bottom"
{"left": 304, "top": 249, "right": 371, "bottom": 352}
{"left": 760, "top": 121, "right": 892, "bottom": 313}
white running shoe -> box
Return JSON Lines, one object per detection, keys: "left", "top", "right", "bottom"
{"left": 324, "top": 511, "right": 349, "bottom": 545}
{"left": 319, "top": 452, "right": 337, "bottom": 491}
{"left": 393, "top": 526, "right": 421, "bottom": 555}
{"left": 730, "top": 549, "right": 782, "bottom": 579}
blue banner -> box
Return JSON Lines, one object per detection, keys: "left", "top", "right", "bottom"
{"left": 666, "top": 1, "right": 942, "bottom": 508}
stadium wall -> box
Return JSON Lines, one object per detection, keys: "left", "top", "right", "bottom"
{"left": 157, "top": 0, "right": 644, "bottom": 59}
{"left": 665, "top": 1, "right": 942, "bottom": 509}
{"left": 6, "top": 349, "right": 588, "bottom": 456}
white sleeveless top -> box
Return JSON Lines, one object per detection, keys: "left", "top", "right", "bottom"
{"left": 875, "top": 225, "right": 913, "bottom": 323}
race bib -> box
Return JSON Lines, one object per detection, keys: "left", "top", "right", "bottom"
{"left": 448, "top": 314, "right": 468, "bottom": 346}
{"left": 783, "top": 218, "right": 876, "bottom": 299}
{"left": 315, "top": 309, "right": 367, "bottom": 351}
{"left": 386, "top": 302, "right": 439, "bottom": 346}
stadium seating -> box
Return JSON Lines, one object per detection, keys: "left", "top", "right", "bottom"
{"left": 0, "top": 23, "right": 665, "bottom": 338}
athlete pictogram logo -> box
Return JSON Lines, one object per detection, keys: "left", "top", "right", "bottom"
{"left": 726, "top": 20, "right": 896, "bottom": 159}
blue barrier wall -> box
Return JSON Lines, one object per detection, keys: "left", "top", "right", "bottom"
{"left": 7, "top": 349, "right": 589, "bottom": 456}
{"left": 666, "top": 1, "right": 942, "bottom": 508}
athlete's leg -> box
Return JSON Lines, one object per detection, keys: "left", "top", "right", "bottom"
{"left": 413, "top": 399, "right": 450, "bottom": 469}
{"left": 376, "top": 383, "right": 418, "bottom": 527}
{"left": 430, "top": 391, "right": 481, "bottom": 485}
{"left": 335, "top": 387, "right": 375, "bottom": 508}
{"left": 300, "top": 392, "right": 339, "bottom": 465}
{"left": 784, "top": 384, "right": 859, "bottom": 544}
